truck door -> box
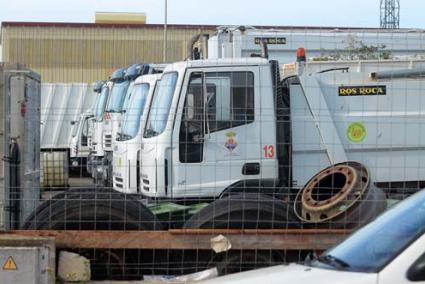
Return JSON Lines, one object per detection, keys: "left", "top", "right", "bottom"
{"left": 172, "top": 67, "right": 262, "bottom": 198}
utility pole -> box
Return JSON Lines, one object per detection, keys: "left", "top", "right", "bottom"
{"left": 380, "top": 0, "right": 400, "bottom": 29}
{"left": 163, "top": 0, "right": 168, "bottom": 62}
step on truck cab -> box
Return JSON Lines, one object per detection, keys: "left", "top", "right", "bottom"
{"left": 140, "top": 56, "right": 425, "bottom": 200}
{"left": 113, "top": 74, "right": 162, "bottom": 193}
{"left": 102, "top": 64, "right": 164, "bottom": 186}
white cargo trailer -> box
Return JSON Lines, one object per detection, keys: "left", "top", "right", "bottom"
{"left": 207, "top": 26, "right": 425, "bottom": 63}
{"left": 40, "top": 83, "right": 97, "bottom": 187}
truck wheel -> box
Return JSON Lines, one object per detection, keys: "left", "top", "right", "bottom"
{"left": 22, "top": 188, "right": 162, "bottom": 280}
{"left": 184, "top": 193, "right": 300, "bottom": 229}
{"left": 184, "top": 194, "right": 300, "bottom": 275}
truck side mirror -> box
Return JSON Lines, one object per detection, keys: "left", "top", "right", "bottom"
{"left": 186, "top": 93, "right": 195, "bottom": 120}
{"left": 407, "top": 253, "right": 425, "bottom": 281}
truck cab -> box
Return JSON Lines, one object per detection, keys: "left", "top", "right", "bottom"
{"left": 112, "top": 74, "right": 161, "bottom": 193}
{"left": 69, "top": 111, "right": 93, "bottom": 171}
{"left": 90, "top": 80, "right": 111, "bottom": 181}
{"left": 72, "top": 80, "right": 104, "bottom": 175}
{"left": 102, "top": 64, "right": 165, "bottom": 186}
{"left": 140, "top": 58, "right": 278, "bottom": 199}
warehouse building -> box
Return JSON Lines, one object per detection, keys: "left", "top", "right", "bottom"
{"left": 2, "top": 18, "right": 425, "bottom": 83}
{"left": 0, "top": 21, "right": 216, "bottom": 82}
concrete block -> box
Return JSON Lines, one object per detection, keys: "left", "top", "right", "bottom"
{"left": 58, "top": 251, "right": 91, "bottom": 282}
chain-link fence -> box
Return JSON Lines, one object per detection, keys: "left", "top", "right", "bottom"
{"left": 1, "top": 25, "right": 425, "bottom": 281}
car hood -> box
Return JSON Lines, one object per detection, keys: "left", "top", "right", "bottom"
{"left": 202, "top": 263, "right": 377, "bottom": 284}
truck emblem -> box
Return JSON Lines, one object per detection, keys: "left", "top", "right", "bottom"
{"left": 347, "top": 122, "right": 367, "bottom": 143}
{"left": 225, "top": 132, "right": 238, "bottom": 152}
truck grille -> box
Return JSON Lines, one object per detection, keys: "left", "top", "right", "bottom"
{"left": 143, "top": 179, "right": 150, "bottom": 192}
{"left": 104, "top": 134, "right": 112, "bottom": 149}
{"left": 114, "top": 177, "right": 123, "bottom": 188}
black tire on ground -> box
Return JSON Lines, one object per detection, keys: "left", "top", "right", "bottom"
{"left": 184, "top": 193, "right": 300, "bottom": 229}
{"left": 184, "top": 194, "right": 301, "bottom": 275}
{"left": 22, "top": 188, "right": 162, "bottom": 280}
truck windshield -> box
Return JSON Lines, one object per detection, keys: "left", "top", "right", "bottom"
{"left": 106, "top": 80, "right": 130, "bottom": 113}
{"left": 144, "top": 72, "right": 178, "bottom": 138}
{"left": 122, "top": 81, "right": 135, "bottom": 113}
{"left": 71, "top": 116, "right": 83, "bottom": 138}
{"left": 119, "top": 83, "right": 150, "bottom": 140}
{"left": 95, "top": 86, "right": 109, "bottom": 121}
{"left": 312, "top": 190, "right": 425, "bottom": 273}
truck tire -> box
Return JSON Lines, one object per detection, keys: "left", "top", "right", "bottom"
{"left": 184, "top": 193, "right": 299, "bottom": 229}
{"left": 22, "top": 187, "right": 162, "bottom": 280}
{"left": 184, "top": 194, "right": 301, "bottom": 275}
{"left": 22, "top": 187, "right": 161, "bottom": 230}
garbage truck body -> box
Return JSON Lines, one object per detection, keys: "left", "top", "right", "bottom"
{"left": 140, "top": 57, "right": 425, "bottom": 199}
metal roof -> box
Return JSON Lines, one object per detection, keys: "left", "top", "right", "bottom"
{"left": 3, "top": 21, "right": 423, "bottom": 32}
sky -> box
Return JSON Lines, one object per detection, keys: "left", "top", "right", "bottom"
{"left": 0, "top": 0, "right": 423, "bottom": 28}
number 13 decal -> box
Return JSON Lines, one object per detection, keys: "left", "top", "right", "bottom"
{"left": 263, "top": 145, "right": 275, "bottom": 159}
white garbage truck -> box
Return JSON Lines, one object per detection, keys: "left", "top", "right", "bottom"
{"left": 140, "top": 52, "right": 425, "bottom": 202}
{"left": 112, "top": 74, "right": 161, "bottom": 193}
{"left": 100, "top": 64, "right": 165, "bottom": 186}
{"left": 70, "top": 81, "right": 105, "bottom": 175}
{"left": 90, "top": 77, "right": 113, "bottom": 182}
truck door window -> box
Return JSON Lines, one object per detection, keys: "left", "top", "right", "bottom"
{"left": 205, "top": 72, "right": 254, "bottom": 133}
{"left": 179, "top": 73, "right": 205, "bottom": 163}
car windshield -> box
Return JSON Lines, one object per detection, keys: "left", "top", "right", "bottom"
{"left": 95, "top": 86, "right": 109, "bottom": 121}
{"left": 119, "top": 83, "right": 150, "bottom": 140}
{"left": 312, "top": 190, "right": 425, "bottom": 273}
{"left": 144, "top": 72, "right": 178, "bottom": 138}
{"left": 106, "top": 80, "right": 130, "bottom": 113}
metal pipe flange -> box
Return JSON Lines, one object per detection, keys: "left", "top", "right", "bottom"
{"left": 295, "top": 161, "right": 370, "bottom": 223}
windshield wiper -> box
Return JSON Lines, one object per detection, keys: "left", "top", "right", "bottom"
{"left": 316, "top": 254, "right": 350, "bottom": 270}
{"left": 121, "top": 133, "right": 132, "bottom": 140}
{"left": 144, "top": 128, "right": 159, "bottom": 138}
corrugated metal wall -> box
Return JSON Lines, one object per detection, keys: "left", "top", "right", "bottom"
{"left": 40, "top": 83, "right": 97, "bottom": 149}
{"left": 1, "top": 23, "right": 215, "bottom": 83}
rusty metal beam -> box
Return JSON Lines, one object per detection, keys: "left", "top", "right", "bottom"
{"left": 3, "top": 229, "right": 351, "bottom": 250}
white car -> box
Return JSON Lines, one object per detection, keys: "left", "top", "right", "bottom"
{"left": 203, "top": 189, "right": 425, "bottom": 284}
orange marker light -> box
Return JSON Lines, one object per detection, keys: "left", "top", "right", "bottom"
{"left": 297, "top": 47, "right": 306, "bottom": 62}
